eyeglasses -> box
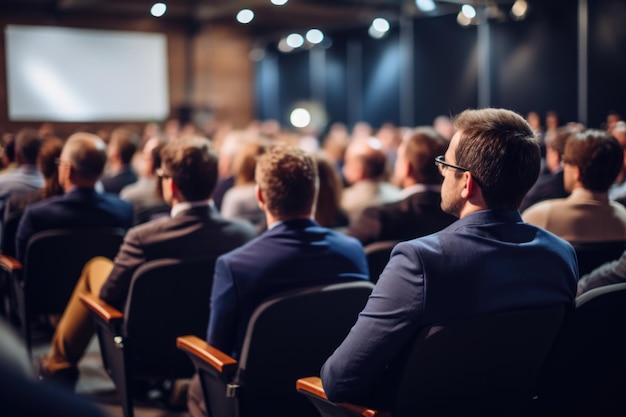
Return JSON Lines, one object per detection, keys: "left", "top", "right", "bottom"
{"left": 155, "top": 168, "right": 172, "bottom": 179}
{"left": 434, "top": 155, "right": 470, "bottom": 174}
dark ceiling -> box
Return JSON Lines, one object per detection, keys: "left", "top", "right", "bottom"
{"left": 2, "top": 0, "right": 483, "bottom": 38}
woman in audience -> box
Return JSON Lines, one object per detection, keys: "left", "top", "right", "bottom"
{"left": 220, "top": 139, "right": 266, "bottom": 228}
{"left": 314, "top": 154, "right": 348, "bottom": 229}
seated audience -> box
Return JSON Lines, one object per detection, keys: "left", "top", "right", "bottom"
{"left": 2, "top": 138, "right": 64, "bottom": 256}
{"left": 0, "top": 128, "right": 43, "bottom": 210}
{"left": 15, "top": 132, "right": 134, "bottom": 262}
{"left": 347, "top": 127, "right": 456, "bottom": 246}
{"left": 187, "top": 145, "right": 369, "bottom": 417}
{"left": 100, "top": 126, "right": 140, "bottom": 194}
{"left": 577, "top": 249, "right": 626, "bottom": 295}
{"left": 523, "top": 129, "right": 626, "bottom": 243}
{"left": 320, "top": 108, "right": 578, "bottom": 407}
{"left": 520, "top": 127, "right": 572, "bottom": 211}
{"left": 0, "top": 133, "right": 17, "bottom": 175}
{"left": 37, "top": 136, "right": 257, "bottom": 388}
{"left": 608, "top": 121, "right": 626, "bottom": 202}
{"left": 120, "top": 135, "right": 166, "bottom": 214}
{"left": 314, "top": 154, "right": 349, "bottom": 229}
{"left": 341, "top": 137, "right": 401, "bottom": 223}
{"left": 220, "top": 140, "right": 266, "bottom": 228}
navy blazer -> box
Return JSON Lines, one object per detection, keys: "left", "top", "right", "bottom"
{"left": 207, "top": 218, "right": 369, "bottom": 359}
{"left": 15, "top": 187, "right": 134, "bottom": 261}
{"left": 347, "top": 190, "right": 456, "bottom": 245}
{"left": 321, "top": 210, "right": 578, "bottom": 405}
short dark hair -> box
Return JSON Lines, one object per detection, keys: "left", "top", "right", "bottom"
{"left": 563, "top": 129, "right": 623, "bottom": 192}
{"left": 15, "top": 128, "right": 43, "bottom": 165}
{"left": 160, "top": 136, "right": 218, "bottom": 201}
{"left": 255, "top": 145, "right": 318, "bottom": 219}
{"left": 454, "top": 108, "right": 541, "bottom": 210}
{"left": 110, "top": 127, "right": 140, "bottom": 164}
{"left": 403, "top": 127, "right": 448, "bottom": 184}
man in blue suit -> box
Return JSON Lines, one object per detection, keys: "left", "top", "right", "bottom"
{"left": 187, "top": 145, "right": 369, "bottom": 417}
{"left": 15, "top": 132, "right": 134, "bottom": 262}
{"left": 321, "top": 108, "right": 579, "bottom": 407}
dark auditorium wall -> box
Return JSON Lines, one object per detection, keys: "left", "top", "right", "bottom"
{"left": 256, "top": 0, "right": 626, "bottom": 130}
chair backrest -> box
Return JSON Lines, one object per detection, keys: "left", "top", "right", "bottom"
{"left": 363, "top": 241, "right": 398, "bottom": 283}
{"left": 571, "top": 240, "right": 626, "bottom": 276}
{"left": 122, "top": 256, "right": 218, "bottom": 379}
{"left": 220, "top": 280, "right": 374, "bottom": 417}
{"left": 537, "top": 283, "right": 626, "bottom": 416}
{"left": 1, "top": 212, "right": 22, "bottom": 257}
{"left": 23, "top": 228, "right": 125, "bottom": 316}
{"left": 390, "top": 305, "right": 565, "bottom": 417}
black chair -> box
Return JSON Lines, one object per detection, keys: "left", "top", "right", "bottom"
{"left": 81, "top": 256, "right": 218, "bottom": 417}
{"left": 571, "top": 240, "right": 626, "bottom": 276}
{"left": 177, "top": 280, "right": 375, "bottom": 417}
{"left": 363, "top": 240, "right": 398, "bottom": 283}
{"left": 0, "top": 227, "right": 125, "bottom": 355}
{"left": 537, "top": 282, "right": 626, "bottom": 417}
{"left": 298, "top": 305, "right": 566, "bottom": 417}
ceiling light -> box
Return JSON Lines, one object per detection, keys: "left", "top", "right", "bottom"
{"left": 150, "top": 2, "right": 167, "bottom": 17}
{"left": 416, "top": 0, "right": 436, "bottom": 12}
{"left": 457, "top": 11, "right": 473, "bottom": 26}
{"left": 511, "top": 0, "right": 528, "bottom": 20}
{"left": 306, "top": 29, "right": 324, "bottom": 45}
{"left": 278, "top": 38, "right": 293, "bottom": 53}
{"left": 236, "top": 9, "right": 254, "bottom": 24}
{"left": 290, "top": 108, "right": 311, "bottom": 128}
{"left": 270, "top": 0, "right": 288, "bottom": 5}
{"left": 461, "top": 4, "right": 477, "bottom": 19}
{"left": 372, "top": 18, "right": 390, "bottom": 33}
{"left": 369, "top": 26, "right": 385, "bottom": 39}
{"left": 286, "top": 33, "right": 304, "bottom": 48}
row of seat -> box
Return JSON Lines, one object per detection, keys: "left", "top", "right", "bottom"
{"left": 2, "top": 228, "right": 626, "bottom": 417}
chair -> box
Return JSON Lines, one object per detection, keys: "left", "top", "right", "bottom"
{"left": 536, "top": 282, "right": 626, "bottom": 417}
{"left": 80, "top": 256, "right": 218, "bottom": 417}
{"left": 177, "top": 280, "right": 375, "bottom": 417}
{"left": 0, "top": 227, "right": 125, "bottom": 355}
{"left": 298, "top": 305, "right": 566, "bottom": 417}
{"left": 363, "top": 241, "right": 398, "bottom": 283}
{"left": 571, "top": 240, "right": 626, "bottom": 276}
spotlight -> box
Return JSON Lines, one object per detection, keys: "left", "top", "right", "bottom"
{"left": 236, "top": 9, "right": 254, "bottom": 24}
{"left": 306, "top": 29, "right": 324, "bottom": 45}
{"left": 286, "top": 33, "right": 304, "bottom": 49}
{"left": 511, "top": 0, "right": 528, "bottom": 20}
{"left": 150, "top": 2, "right": 167, "bottom": 17}
{"left": 415, "top": 0, "right": 436, "bottom": 12}
{"left": 372, "top": 18, "right": 390, "bottom": 33}
{"left": 270, "top": 0, "right": 288, "bottom": 5}
{"left": 461, "top": 4, "right": 477, "bottom": 19}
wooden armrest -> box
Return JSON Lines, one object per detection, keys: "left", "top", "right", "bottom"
{"left": 296, "top": 377, "right": 390, "bottom": 417}
{"left": 0, "top": 254, "right": 22, "bottom": 272}
{"left": 79, "top": 292, "right": 123, "bottom": 324}
{"left": 176, "top": 335, "right": 238, "bottom": 373}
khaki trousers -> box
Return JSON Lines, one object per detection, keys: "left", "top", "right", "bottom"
{"left": 46, "top": 257, "right": 114, "bottom": 373}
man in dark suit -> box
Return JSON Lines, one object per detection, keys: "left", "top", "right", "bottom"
{"left": 187, "top": 145, "right": 369, "bottom": 417}
{"left": 321, "top": 108, "right": 578, "bottom": 407}
{"left": 15, "top": 132, "right": 134, "bottom": 262}
{"left": 519, "top": 127, "right": 572, "bottom": 212}
{"left": 347, "top": 127, "right": 456, "bottom": 246}
{"left": 38, "top": 136, "right": 257, "bottom": 387}
{"left": 100, "top": 126, "right": 139, "bottom": 194}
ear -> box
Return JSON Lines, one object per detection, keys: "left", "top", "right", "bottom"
{"left": 460, "top": 171, "right": 475, "bottom": 200}
{"left": 255, "top": 184, "right": 265, "bottom": 209}
{"left": 572, "top": 165, "right": 582, "bottom": 183}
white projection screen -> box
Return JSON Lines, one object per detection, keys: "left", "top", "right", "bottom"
{"left": 5, "top": 25, "right": 169, "bottom": 122}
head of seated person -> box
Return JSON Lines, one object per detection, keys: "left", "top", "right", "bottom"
{"left": 58, "top": 132, "right": 108, "bottom": 191}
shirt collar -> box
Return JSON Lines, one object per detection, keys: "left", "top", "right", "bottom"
{"left": 400, "top": 183, "right": 441, "bottom": 199}
{"left": 171, "top": 199, "right": 213, "bottom": 217}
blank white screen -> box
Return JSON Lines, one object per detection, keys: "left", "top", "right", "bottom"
{"left": 5, "top": 25, "right": 169, "bottom": 122}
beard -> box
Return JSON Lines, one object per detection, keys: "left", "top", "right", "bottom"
{"left": 440, "top": 190, "right": 463, "bottom": 218}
